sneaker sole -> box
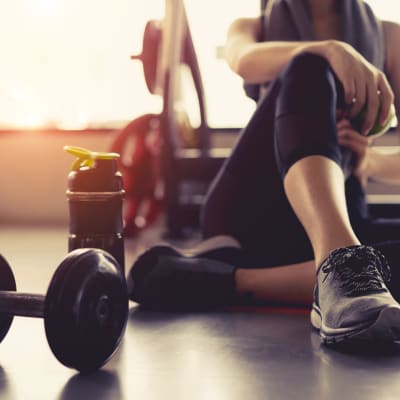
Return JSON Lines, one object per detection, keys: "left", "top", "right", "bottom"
{"left": 311, "top": 304, "right": 400, "bottom": 345}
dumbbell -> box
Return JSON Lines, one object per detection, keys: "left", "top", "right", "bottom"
{"left": 0, "top": 248, "right": 129, "bottom": 373}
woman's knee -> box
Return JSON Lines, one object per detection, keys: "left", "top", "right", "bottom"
{"left": 273, "top": 53, "right": 344, "bottom": 176}
{"left": 285, "top": 52, "right": 331, "bottom": 78}
{"left": 277, "top": 52, "right": 342, "bottom": 115}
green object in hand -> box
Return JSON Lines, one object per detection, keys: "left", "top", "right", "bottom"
{"left": 351, "top": 99, "right": 396, "bottom": 138}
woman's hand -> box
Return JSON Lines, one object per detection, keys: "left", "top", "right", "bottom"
{"left": 321, "top": 40, "right": 394, "bottom": 135}
{"left": 337, "top": 118, "right": 372, "bottom": 180}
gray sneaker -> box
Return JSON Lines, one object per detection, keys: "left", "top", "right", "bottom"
{"left": 311, "top": 245, "right": 400, "bottom": 345}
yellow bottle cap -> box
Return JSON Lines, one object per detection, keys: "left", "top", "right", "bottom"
{"left": 64, "top": 145, "right": 120, "bottom": 171}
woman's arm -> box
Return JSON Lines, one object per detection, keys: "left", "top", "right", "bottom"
{"left": 365, "top": 148, "right": 400, "bottom": 186}
{"left": 225, "top": 17, "right": 393, "bottom": 135}
{"left": 337, "top": 119, "right": 400, "bottom": 186}
{"left": 224, "top": 17, "right": 327, "bottom": 84}
{"left": 358, "top": 20, "right": 400, "bottom": 185}
{"left": 383, "top": 21, "right": 400, "bottom": 136}
{"left": 323, "top": 20, "right": 400, "bottom": 185}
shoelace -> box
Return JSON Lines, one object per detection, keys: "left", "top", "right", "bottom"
{"left": 321, "top": 246, "right": 391, "bottom": 296}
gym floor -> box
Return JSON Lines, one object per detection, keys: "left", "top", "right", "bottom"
{"left": 1, "top": 225, "right": 400, "bottom": 400}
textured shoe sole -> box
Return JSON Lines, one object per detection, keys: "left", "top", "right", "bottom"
{"left": 311, "top": 304, "right": 400, "bottom": 345}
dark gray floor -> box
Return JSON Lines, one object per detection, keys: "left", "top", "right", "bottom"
{"left": 1, "top": 226, "right": 400, "bottom": 400}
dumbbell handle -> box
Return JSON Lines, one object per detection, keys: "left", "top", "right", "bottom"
{"left": 0, "top": 292, "right": 45, "bottom": 318}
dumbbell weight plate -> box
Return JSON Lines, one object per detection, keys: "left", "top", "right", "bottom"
{"left": 44, "top": 248, "right": 128, "bottom": 373}
{"left": 0, "top": 255, "right": 16, "bottom": 342}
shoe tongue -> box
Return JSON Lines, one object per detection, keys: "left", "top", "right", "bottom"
{"left": 319, "top": 245, "right": 391, "bottom": 296}
{"left": 351, "top": 257, "right": 367, "bottom": 273}
{"left": 337, "top": 248, "right": 389, "bottom": 295}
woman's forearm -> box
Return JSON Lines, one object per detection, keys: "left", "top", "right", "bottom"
{"left": 228, "top": 40, "right": 334, "bottom": 84}
{"left": 224, "top": 17, "right": 337, "bottom": 84}
{"left": 366, "top": 146, "right": 400, "bottom": 185}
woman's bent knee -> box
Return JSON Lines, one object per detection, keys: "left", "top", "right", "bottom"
{"left": 285, "top": 52, "right": 331, "bottom": 78}
{"left": 277, "top": 52, "right": 341, "bottom": 116}
{"left": 273, "top": 52, "right": 344, "bottom": 176}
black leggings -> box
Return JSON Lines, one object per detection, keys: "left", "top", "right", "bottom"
{"left": 201, "top": 53, "right": 400, "bottom": 270}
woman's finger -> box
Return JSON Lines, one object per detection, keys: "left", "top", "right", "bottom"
{"left": 338, "top": 135, "right": 367, "bottom": 154}
{"left": 337, "top": 127, "right": 369, "bottom": 143}
{"left": 350, "top": 76, "right": 366, "bottom": 118}
{"left": 362, "top": 79, "right": 380, "bottom": 135}
{"left": 377, "top": 73, "right": 395, "bottom": 126}
{"left": 336, "top": 118, "right": 352, "bottom": 129}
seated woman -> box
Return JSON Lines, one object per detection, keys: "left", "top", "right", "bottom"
{"left": 127, "top": 0, "right": 400, "bottom": 347}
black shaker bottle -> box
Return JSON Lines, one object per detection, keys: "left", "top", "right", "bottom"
{"left": 64, "top": 146, "right": 125, "bottom": 274}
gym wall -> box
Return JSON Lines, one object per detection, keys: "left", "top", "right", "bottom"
{"left": 0, "top": 130, "right": 116, "bottom": 225}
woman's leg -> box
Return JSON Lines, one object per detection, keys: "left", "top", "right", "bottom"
{"left": 204, "top": 53, "right": 400, "bottom": 345}
{"left": 200, "top": 55, "right": 342, "bottom": 306}
{"left": 278, "top": 55, "right": 400, "bottom": 343}
{"left": 233, "top": 218, "right": 400, "bottom": 306}
{"left": 203, "top": 53, "right": 358, "bottom": 267}
{"left": 200, "top": 54, "right": 359, "bottom": 307}
{"left": 202, "top": 74, "right": 315, "bottom": 268}
{"left": 234, "top": 175, "right": 400, "bottom": 306}
{"left": 235, "top": 260, "right": 315, "bottom": 305}
{"left": 273, "top": 53, "right": 362, "bottom": 265}
{"left": 284, "top": 156, "right": 359, "bottom": 265}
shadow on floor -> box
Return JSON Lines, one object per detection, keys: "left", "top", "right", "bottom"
{"left": 0, "top": 366, "right": 16, "bottom": 400}
{"left": 57, "top": 370, "right": 122, "bottom": 400}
